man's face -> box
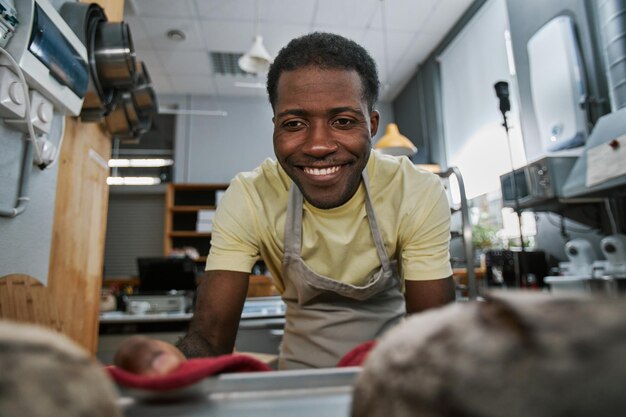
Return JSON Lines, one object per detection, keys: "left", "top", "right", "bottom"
{"left": 272, "top": 66, "right": 379, "bottom": 209}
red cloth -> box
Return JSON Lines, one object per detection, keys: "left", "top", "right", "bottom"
{"left": 106, "top": 342, "right": 376, "bottom": 391}
{"left": 336, "top": 340, "right": 377, "bottom": 367}
{"left": 105, "top": 354, "right": 271, "bottom": 391}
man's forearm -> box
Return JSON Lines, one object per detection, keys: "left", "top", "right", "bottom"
{"left": 178, "top": 270, "right": 250, "bottom": 358}
{"left": 176, "top": 331, "right": 230, "bottom": 358}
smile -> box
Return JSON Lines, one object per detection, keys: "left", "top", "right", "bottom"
{"left": 302, "top": 165, "right": 343, "bottom": 176}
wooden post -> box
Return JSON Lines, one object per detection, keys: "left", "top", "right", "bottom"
{"left": 0, "top": 0, "right": 125, "bottom": 356}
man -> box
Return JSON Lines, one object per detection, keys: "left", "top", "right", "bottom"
{"left": 115, "top": 32, "right": 455, "bottom": 373}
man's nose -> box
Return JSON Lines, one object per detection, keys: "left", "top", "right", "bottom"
{"left": 302, "top": 123, "right": 338, "bottom": 157}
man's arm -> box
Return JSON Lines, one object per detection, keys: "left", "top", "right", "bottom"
{"left": 405, "top": 276, "right": 456, "bottom": 314}
{"left": 113, "top": 270, "right": 249, "bottom": 375}
{"left": 177, "top": 270, "right": 250, "bottom": 357}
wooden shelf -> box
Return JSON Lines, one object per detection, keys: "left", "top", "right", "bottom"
{"left": 164, "top": 184, "right": 272, "bottom": 289}
{"left": 164, "top": 183, "right": 229, "bottom": 263}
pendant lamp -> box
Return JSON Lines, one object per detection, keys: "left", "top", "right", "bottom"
{"left": 238, "top": 35, "right": 273, "bottom": 74}
{"left": 374, "top": 123, "right": 417, "bottom": 157}
{"left": 238, "top": 0, "right": 272, "bottom": 74}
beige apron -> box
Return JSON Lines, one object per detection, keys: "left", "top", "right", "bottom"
{"left": 279, "top": 171, "right": 405, "bottom": 370}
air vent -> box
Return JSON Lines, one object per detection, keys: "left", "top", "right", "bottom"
{"left": 210, "top": 52, "right": 249, "bottom": 76}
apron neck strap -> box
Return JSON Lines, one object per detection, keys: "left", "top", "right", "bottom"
{"left": 284, "top": 169, "right": 392, "bottom": 269}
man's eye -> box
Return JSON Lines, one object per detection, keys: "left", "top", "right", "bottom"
{"left": 332, "top": 118, "right": 355, "bottom": 127}
{"left": 283, "top": 120, "right": 304, "bottom": 129}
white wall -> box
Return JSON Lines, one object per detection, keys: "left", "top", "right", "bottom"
{"left": 0, "top": 116, "right": 64, "bottom": 282}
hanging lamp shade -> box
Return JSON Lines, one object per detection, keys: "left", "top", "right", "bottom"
{"left": 238, "top": 35, "right": 273, "bottom": 74}
{"left": 374, "top": 123, "right": 417, "bottom": 157}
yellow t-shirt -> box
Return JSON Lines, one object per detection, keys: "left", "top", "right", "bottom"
{"left": 205, "top": 151, "right": 452, "bottom": 293}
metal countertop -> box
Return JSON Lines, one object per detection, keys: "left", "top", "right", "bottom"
{"left": 118, "top": 367, "right": 359, "bottom": 417}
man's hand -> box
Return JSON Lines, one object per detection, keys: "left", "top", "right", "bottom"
{"left": 113, "top": 336, "right": 186, "bottom": 376}
{"left": 113, "top": 270, "right": 250, "bottom": 376}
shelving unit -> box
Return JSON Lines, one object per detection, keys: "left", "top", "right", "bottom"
{"left": 164, "top": 183, "right": 229, "bottom": 266}
{"left": 164, "top": 183, "right": 279, "bottom": 297}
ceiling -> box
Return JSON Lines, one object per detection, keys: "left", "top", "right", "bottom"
{"left": 123, "top": 0, "right": 474, "bottom": 102}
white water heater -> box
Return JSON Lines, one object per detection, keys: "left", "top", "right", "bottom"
{"left": 527, "top": 15, "right": 587, "bottom": 153}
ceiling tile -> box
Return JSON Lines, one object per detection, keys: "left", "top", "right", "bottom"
{"left": 194, "top": 0, "right": 256, "bottom": 20}
{"left": 139, "top": 17, "right": 206, "bottom": 50}
{"left": 169, "top": 75, "right": 217, "bottom": 95}
{"left": 421, "top": 0, "right": 474, "bottom": 37}
{"left": 361, "top": 29, "right": 417, "bottom": 67}
{"left": 313, "top": 0, "right": 378, "bottom": 29}
{"left": 258, "top": 24, "right": 311, "bottom": 57}
{"left": 124, "top": 0, "right": 473, "bottom": 101}
{"left": 127, "top": 0, "right": 196, "bottom": 18}
{"left": 124, "top": 16, "right": 152, "bottom": 49}
{"left": 308, "top": 26, "right": 367, "bottom": 45}
{"left": 134, "top": 49, "right": 164, "bottom": 75}
{"left": 157, "top": 50, "right": 212, "bottom": 74}
{"left": 149, "top": 74, "right": 175, "bottom": 95}
{"left": 259, "top": 0, "right": 317, "bottom": 26}
{"left": 369, "top": 0, "right": 440, "bottom": 31}
{"left": 200, "top": 20, "right": 257, "bottom": 52}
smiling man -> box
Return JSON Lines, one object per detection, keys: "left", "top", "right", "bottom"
{"left": 115, "top": 32, "right": 455, "bottom": 372}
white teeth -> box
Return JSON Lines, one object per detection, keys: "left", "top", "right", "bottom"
{"left": 304, "top": 166, "right": 341, "bottom": 176}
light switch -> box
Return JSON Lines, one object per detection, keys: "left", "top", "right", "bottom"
{"left": 0, "top": 66, "right": 26, "bottom": 118}
{"left": 4, "top": 89, "right": 54, "bottom": 134}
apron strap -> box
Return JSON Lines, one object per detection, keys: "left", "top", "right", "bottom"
{"left": 283, "top": 169, "right": 392, "bottom": 272}
{"left": 284, "top": 184, "right": 303, "bottom": 256}
{"left": 361, "top": 169, "right": 392, "bottom": 271}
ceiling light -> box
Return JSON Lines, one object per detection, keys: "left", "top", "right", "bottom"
{"left": 166, "top": 29, "right": 186, "bottom": 42}
{"left": 374, "top": 123, "right": 417, "bottom": 157}
{"left": 238, "top": 35, "right": 273, "bottom": 74}
{"left": 238, "top": 0, "right": 272, "bottom": 74}
{"left": 107, "top": 176, "right": 162, "bottom": 186}
{"left": 108, "top": 158, "right": 174, "bottom": 168}
{"left": 158, "top": 107, "right": 228, "bottom": 117}
{"left": 234, "top": 81, "right": 266, "bottom": 89}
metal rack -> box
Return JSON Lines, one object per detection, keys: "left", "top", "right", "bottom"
{"left": 436, "top": 167, "right": 477, "bottom": 300}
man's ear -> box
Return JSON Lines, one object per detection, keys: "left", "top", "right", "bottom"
{"left": 369, "top": 110, "right": 380, "bottom": 137}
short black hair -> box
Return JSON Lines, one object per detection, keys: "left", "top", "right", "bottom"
{"left": 266, "top": 32, "right": 380, "bottom": 112}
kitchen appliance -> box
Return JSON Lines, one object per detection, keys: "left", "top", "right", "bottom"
{"left": 527, "top": 15, "right": 587, "bottom": 152}
{"left": 500, "top": 156, "right": 578, "bottom": 209}
{"left": 600, "top": 234, "right": 626, "bottom": 264}
{"left": 137, "top": 256, "right": 198, "bottom": 293}
{"left": 592, "top": 234, "right": 626, "bottom": 277}
{"left": 484, "top": 249, "right": 548, "bottom": 288}
{"left": 561, "top": 238, "right": 596, "bottom": 276}
{"left": 1, "top": 0, "right": 88, "bottom": 116}
{"left": 542, "top": 237, "right": 626, "bottom": 296}
{"left": 125, "top": 293, "right": 187, "bottom": 314}
{"left": 558, "top": 0, "right": 625, "bottom": 199}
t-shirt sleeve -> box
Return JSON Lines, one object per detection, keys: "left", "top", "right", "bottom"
{"left": 401, "top": 176, "right": 453, "bottom": 281}
{"left": 205, "top": 178, "right": 260, "bottom": 273}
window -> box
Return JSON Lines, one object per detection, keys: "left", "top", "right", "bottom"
{"left": 439, "top": 0, "right": 526, "bottom": 201}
